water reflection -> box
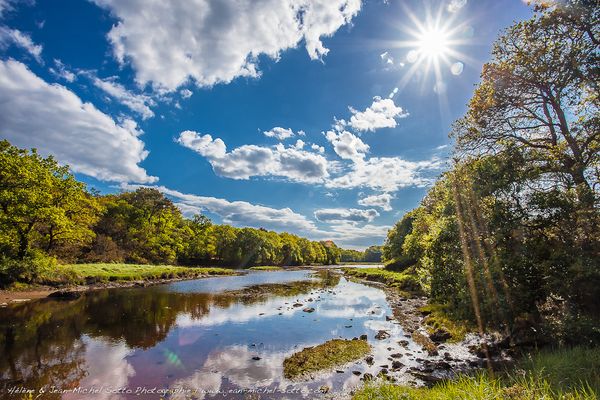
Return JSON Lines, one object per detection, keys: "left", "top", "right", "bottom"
{"left": 0, "top": 270, "right": 420, "bottom": 399}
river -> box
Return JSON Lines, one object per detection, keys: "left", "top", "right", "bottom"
{"left": 0, "top": 269, "right": 446, "bottom": 399}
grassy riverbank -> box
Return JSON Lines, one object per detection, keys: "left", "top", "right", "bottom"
{"left": 283, "top": 338, "right": 371, "bottom": 379}
{"left": 9, "top": 263, "right": 237, "bottom": 289}
{"left": 354, "top": 347, "right": 600, "bottom": 400}
{"left": 248, "top": 266, "right": 283, "bottom": 271}
{"left": 342, "top": 267, "right": 423, "bottom": 295}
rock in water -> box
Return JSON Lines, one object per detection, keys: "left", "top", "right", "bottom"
{"left": 375, "top": 330, "right": 391, "bottom": 340}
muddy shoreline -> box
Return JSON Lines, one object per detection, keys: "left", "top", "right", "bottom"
{"left": 0, "top": 272, "right": 245, "bottom": 306}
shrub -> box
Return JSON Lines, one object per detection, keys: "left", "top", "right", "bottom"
{"left": 0, "top": 250, "right": 57, "bottom": 287}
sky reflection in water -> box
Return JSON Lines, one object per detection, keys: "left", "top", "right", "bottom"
{"left": 1, "top": 270, "right": 426, "bottom": 399}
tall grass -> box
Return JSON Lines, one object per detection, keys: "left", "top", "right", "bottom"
{"left": 353, "top": 347, "right": 599, "bottom": 400}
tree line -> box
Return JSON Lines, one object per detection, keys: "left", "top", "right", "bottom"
{"left": 382, "top": 0, "right": 599, "bottom": 345}
{"left": 0, "top": 140, "right": 368, "bottom": 284}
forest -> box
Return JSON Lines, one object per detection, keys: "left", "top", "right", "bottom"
{"left": 381, "top": 0, "right": 599, "bottom": 346}
{"left": 0, "top": 142, "right": 382, "bottom": 286}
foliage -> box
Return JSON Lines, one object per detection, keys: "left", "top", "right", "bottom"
{"left": 341, "top": 246, "right": 383, "bottom": 263}
{"left": 0, "top": 139, "right": 352, "bottom": 286}
{"left": 283, "top": 338, "right": 371, "bottom": 379}
{"left": 0, "top": 140, "right": 99, "bottom": 260}
{"left": 381, "top": 2, "right": 600, "bottom": 345}
{"left": 0, "top": 250, "right": 58, "bottom": 287}
{"left": 248, "top": 266, "right": 283, "bottom": 271}
{"left": 353, "top": 346, "right": 600, "bottom": 400}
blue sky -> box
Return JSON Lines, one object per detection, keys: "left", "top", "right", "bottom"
{"left": 0, "top": 0, "right": 532, "bottom": 249}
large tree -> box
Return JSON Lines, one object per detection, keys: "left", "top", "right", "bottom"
{"left": 454, "top": 0, "right": 599, "bottom": 211}
{"left": 0, "top": 140, "right": 98, "bottom": 260}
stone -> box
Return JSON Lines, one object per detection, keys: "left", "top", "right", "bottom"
{"left": 429, "top": 329, "right": 451, "bottom": 343}
{"left": 319, "top": 385, "right": 329, "bottom": 394}
{"left": 365, "top": 356, "right": 374, "bottom": 365}
{"left": 302, "top": 307, "right": 315, "bottom": 313}
{"left": 252, "top": 356, "right": 261, "bottom": 361}
{"left": 386, "top": 315, "right": 393, "bottom": 321}
{"left": 362, "top": 373, "right": 374, "bottom": 382}
{"left": 390, "top": 353, "right": 403, "bottom": 358}
{"left": 352, "top": 370, "right": 361, "bottom": 376}
{"left": 359, "top": 334, "right": 368, "bottom": 341}
{"left": 375, "top": 330, "right": 391, "bottom": 340}
{"left": 293, "top": 303, "right": 303, "bottom": 307}
{"left": 391, "top": 361, "right": 404, "bottom": 370}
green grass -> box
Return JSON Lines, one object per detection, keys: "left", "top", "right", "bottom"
{"left": 342, "top": 267, "right": 423, "bottom": 294}
{"left": 248, "top": 266, "right": 283, "bottom": 271}
{"left": 283, "top": 338, "right": 371, "bottom": 379}
{"left": 353, "top": 346, "right": 600, "bottom": 400}
{"left": 419, "top": 303, "right": 471, "bottom": 342}
{"left": 38, "top": 263, "right": 236, "bottom": 286}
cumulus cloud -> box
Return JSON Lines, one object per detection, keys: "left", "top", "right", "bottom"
{"left": 263, "top": 127, "right": 296, "bottom": 141}
{"left": 327, "top": 156, "right": 442, "bottom": 192}
{"left": 348, "top": 96, "right": 408, "bottom": 132}
{"left": 311, "top": 143, "right": 325, "bottom": 154}
{"left": 0, "top": 59, "right": 156, "bottom": 183}
{"left": 314, "top": 208, "right": 379, "bottom": 224}
{"left": 92, "top": 0, "right": 362, "bottom": 91}
{"left": 358, "top": 193, "right": 394, "bottom": 211}
{"left": 125, "top": 184, "right": 318, "bottom": 232}
{"left": 90, "top": 75, "right": 155, "bottom": 120}
{"left": 177, "top": 130, "right": 328, "bottom": 183}
{"left": 0, "top": 26, "right": 42, "bottom": 63}
{"left": 324, "top": 130, "right": 369, "bottom": 161}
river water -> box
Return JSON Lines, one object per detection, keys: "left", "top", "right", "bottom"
{"left": 0, "top": 269, "right": 432, "bottom": 399}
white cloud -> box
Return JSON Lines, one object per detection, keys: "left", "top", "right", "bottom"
{"left": 124, "top": 184, "right": 390, "bottom": 249}
{"left": 49, "top": 59, "right": 76, "bottom": 82}
{"left": 314, "top": 208, "right": 379, "bottom": 224}
{"left": 447, "top": 0, "right": 467, "bottom": 13}
{"left": 348, "top": 96, "right": 408, "bottom": 132}
{"left": 324, "top": 222, "right": 391, "bottom": 249}
{"left": 324, "top": 130, "right": 369, "bottom": 161}
{"left": 177, "top": 130, "right": 329, "bottom": 183}
{"left": 0, "top": 26, "right": 42, "bottom": 63}
{"left": 179, "top": 88, "right": 193, "bottom": 99}
{"left": 92, "top": 0, "right": 362, "bottom": 91}
{"left": 0, "top": 59, "right": 156, "bottom": 183}
{"left": 125, "top": 184, "right": 318, "bottom": 232}
{"left": 293, "top": 139, "right": 305, "bottom": 149}
{"left": 91, "top": 75, "right": 155, "bottom": 120}
{"left": 263, "top": 126, "right": 296, "bottom": 141}
{"left": 327, "top": 156, "right": 442, "bottom": 192}
{"left": 311, "top": 143, "right": 325, "bottom": 154}
{"left": 358, "top": 193, "right": 393, "bottom": 211}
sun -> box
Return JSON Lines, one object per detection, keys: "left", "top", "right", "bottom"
{"left": 416, "top": 28, "right": 451, "bottom": 59}
{"left": 384, "top": 3, "right": 474, "bottom": 92}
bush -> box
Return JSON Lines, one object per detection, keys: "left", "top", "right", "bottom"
{"left": 0, "top": 251, "right": 57, "bottom": 287}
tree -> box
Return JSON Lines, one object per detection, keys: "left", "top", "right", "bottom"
{"left": 453, "top": 2, "right": 599, "bottom": 215}
{"left": 0, "top": 140, "right": 98, "bottom": 260}
{"left": 92, "top": 188, "right": 188, "bottom": 264}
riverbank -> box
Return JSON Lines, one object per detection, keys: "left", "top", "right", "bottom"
{"left": 354, "top": 346, "right": 600, "bottom": 399}
{"left": 341, "top": 267, "right": 600, "bottom": 399}
{"left": 0, "top": 263, "right": 239, "bottom": 305}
